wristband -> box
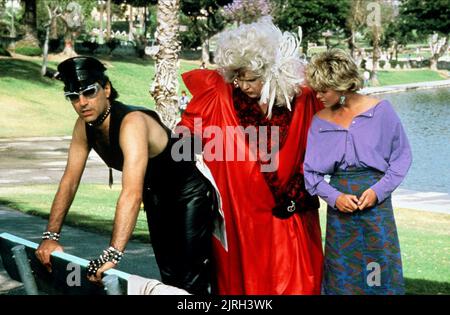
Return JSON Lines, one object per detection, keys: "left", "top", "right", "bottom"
{"left": 87, "top": 246, "right": 124, "bottom": 277}
{"left": 42, "top": 231, "right": 60, "bottom": 241}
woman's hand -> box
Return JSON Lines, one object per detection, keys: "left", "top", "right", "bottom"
{"left": 335, "top": 193, "right": 359, "bottom": 213}
{"left": 358, "top": 188, "right": 378, "bottom": 210}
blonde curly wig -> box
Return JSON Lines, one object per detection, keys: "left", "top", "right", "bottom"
{"left": 214, "top": 16, "right": 305, "bottom": 118}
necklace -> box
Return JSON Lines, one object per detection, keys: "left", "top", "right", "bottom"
{"left": 88, "top": 105, "right": 111, "bottom": 127}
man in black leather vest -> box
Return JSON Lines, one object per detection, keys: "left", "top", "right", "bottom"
{"left": 35, "top": 56, "right": 215, "bottom": 295}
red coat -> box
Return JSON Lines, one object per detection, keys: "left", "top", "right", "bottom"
{"left": 178, "top": 69, "right": 323, "bottom": 294}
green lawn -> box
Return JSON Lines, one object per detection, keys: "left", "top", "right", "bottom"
{"left": 0, "top": 184, "right": 150, "bottom": 241}
{"left": 376, "top": 69, "right": 445, "bottom": 86}
{"left": 0, "top": 184, "right": 449, "bottom": 294}
{"left": 1, "top": 55, "right": 448, "bottom": 138}
{"left": 0, "top": 55, "right": 199, "bottom": 138}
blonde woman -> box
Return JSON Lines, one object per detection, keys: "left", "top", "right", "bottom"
{"left": 304, "top": 49, "right": 412, "bottom": 294}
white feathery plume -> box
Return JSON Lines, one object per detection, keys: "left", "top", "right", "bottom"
{"left": 260, "top": 29, "right": 305, "bottom": 118}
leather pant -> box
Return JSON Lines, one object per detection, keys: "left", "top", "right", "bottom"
{"left": 143, "top": 171, "right": 215, "bottom": 295}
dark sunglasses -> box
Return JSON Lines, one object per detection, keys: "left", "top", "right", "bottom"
{"left": 64, "top": 83, "right": 101, "bottom": 102}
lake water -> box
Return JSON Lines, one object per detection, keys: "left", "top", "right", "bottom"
{"left": 381, "top": 88, "right": 450, "bottom": 194}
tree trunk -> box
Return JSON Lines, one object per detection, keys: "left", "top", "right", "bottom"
{"left": 140, "top": 7, "right": 145, "bottom": 30}
{"left": 99, "top": 2, "right": 104, "bottom": 44}
{"left": 42, "top": 4, "right": 57, "bottom": 76}
{"left": 143, "top": 6, "right": 148, "bottom": 37}
{"left": 11, "top": 12, "right": 16, "bottom": 38}
{"left": 23, "top": 0, "right": 39, "bottom": 44}
{"left": 370, "top": 24, "right": 381, "bottom": 86}
{"left": 389, "top": 40, "right": 397, "bottom": 61}
{"left": 106, "top": 0, "right": 111, "bottom": 41}
{"left": 325, "top": 36, "right": 331, "bottom": 50}
{"left": 348, "top": 31, "right": 356, "bottom": 59}
{"left": 62, "top": 32, "right": 77, "bottom": 57}
{"left": 45, "top": 1, "right": 60, "bottom": 40}
{"left": 150, "top": 0, "right": 181, "bottom": 129}
{"left": 50, "top": 15, "right": 58, "bottom": 39}
{"left": 15, "top": 0, "right": 40, "bottom": 51}
{"left": 128, "top": 5, "right": 134, "bottom": 41}
{"left": 42, "top": 24, "right": 50, "bottom": 76}
{"left": 430, "top": 58, "right": 438, "bottom": 71}
{"left": 347, "top": 0, "right": 364, "bottom": 60}
{"left": 201, "top": 39, "right": 210, "bottom": 64}
{"left": 429, "top": 35, "right": 448, "bottom": 71}
{"left": 303, "top": 42, "right": 309, "bottom": 59}
{"left": 7, "top": 9, "right": 16, "bottom": 37}
{"left": 59, "top": 2, "right": 83, "bottom": 57}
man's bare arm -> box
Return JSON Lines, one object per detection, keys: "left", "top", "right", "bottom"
{"left": 110, "top": 112, "right": 149, "bottom": 251}
{"left": 46, "top": 118, "right": 90, "bottom": 232}
{"left": 35, "top": 118, "right": 90, "bottom": 271}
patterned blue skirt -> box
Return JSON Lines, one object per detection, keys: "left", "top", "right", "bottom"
{"left": 323, "top": 167, "right": 404, "bottom": 295}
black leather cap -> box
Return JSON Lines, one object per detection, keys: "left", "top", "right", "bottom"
{"left": 56, "top": 56, "right": 107, "bottom": 92}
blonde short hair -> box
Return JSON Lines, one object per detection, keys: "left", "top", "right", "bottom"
{"left": 306, "top": 48, "right": 363, "bottom": 93}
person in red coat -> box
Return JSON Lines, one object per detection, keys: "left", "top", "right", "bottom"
{"left": 177, "top": 16, "right": 323, "bottom": 294}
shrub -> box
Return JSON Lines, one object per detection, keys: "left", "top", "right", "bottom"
{"left": 360, "top": 59, "right": 367, "bottom": 70}
{"left": 48, "top": 39, "right": 63, "bottom": 53}
{"left": 0, "top": 46, "right": 11, "bottom": 56}
{"left": 14, "top": 46, "right": 42, "bottom": 56}
{"left": 409, "top": 60, "right": 419, "bottom": 68}
{"left": 82, "top": 41, "right": 99, "bottom": 54}
{"left": 379, "top": 60, "right": 386, "bottom": 69}
{"left": 437, "top": 61, "right": 450, "bottom": 70}
{"left": 420, "top": 59, "right": 431, "bottom": 68}
{"left": 106, "top": 38, "right": 120, "bottom": 54}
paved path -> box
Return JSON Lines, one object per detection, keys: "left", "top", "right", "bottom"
{"left": 0, "top": 136, "right": 122, "bottom": 186}
{"left": 393, "top": 189, "right": 450, "bottom": 215}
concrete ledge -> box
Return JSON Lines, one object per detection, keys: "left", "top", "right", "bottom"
{"left": 361, "top": 79, "right": 450, "bottom": 95}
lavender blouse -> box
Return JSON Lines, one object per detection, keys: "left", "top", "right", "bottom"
{"left": 304, "top": 100, "right": 412, "bottom": 208}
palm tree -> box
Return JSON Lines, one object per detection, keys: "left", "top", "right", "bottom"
{"left": 150, "top": 0, "right": 181, "bottom": 129}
